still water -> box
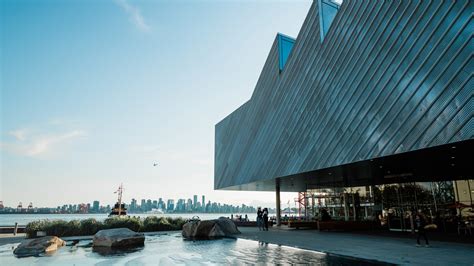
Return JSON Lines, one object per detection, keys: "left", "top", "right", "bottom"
{"left": 0, "top": 232, "right": 389, "bottom": 265}
{"left": 0, "top": 213, "right": 254, "bottom": 226}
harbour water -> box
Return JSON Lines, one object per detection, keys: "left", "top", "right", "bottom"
{"left": 0, "top": 213, "right": 253, "bottom": 226}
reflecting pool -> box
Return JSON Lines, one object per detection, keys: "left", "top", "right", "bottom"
{"left": 0, "top": 233, "right": 390, "bottom": 265}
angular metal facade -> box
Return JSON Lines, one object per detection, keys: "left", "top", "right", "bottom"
{"left": 215, "top": 0, "right": 473, "bottom": 191}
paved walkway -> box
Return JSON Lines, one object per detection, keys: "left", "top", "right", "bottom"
{"left": 237, "top": 227, "right": 474, "bottom": 265}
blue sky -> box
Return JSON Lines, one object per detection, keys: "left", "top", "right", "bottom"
{"left": 1, "top": 0, "right": 311, "bottom": 208}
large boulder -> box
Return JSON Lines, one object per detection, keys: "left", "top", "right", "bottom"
{"left": 93, "top": 228, "right": 145, "bottom": 248}
{"left": 182, "top": 217, "right": 240, "bottom": 239}
{"left": 215, "top": 217, "right": 241, "bottom": 234}
{"left": 13, "top": 236, "right": 65, "bottom": 257}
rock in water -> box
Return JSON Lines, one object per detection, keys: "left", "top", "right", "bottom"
{"left": 13, "top": 236, "right": 65, "bottom": 257}
{"left": 215, "top": 217, "right": 240, "bottom": 235}
{"left": 182, "top": 217, "right": 240, "bottom": 239}
{"left": 182, "top": 219, "right": 200, "bottom": 238}
{"left": 93, "top": 228, "right": 145, "bottom": 248}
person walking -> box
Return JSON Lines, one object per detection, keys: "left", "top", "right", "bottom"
{"left": 263, "top": 208, "right": 269, "bottom": 231}
{"left": 415, "top": 209, "right": 429, "bottom": 247}
{"left": 257, "top": 207, "right": 263, "bottom": 231}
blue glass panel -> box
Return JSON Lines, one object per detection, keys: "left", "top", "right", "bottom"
{"left": 319, "top": 0, "right": 341, "bottom": 42}
{"left": 278, "top": 33, "right": 295, "bottom": 71}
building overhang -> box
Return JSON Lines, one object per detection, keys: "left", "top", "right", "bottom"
{"left": 218, "top": 139, "right": 474, "bottom": 192}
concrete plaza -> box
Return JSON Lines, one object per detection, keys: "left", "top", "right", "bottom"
{"left": 237, "top": 227, "right": 474, "bottom": 265}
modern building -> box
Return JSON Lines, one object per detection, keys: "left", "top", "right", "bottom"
{"left": 146, "top": 199, "right": 152, "bottom": 212}
{"left": 167, "top": 199, "right": 175, "bottom": 212}
{"left": 130, "top": 198, "right": 137, "bottom": 212}
{"left": 92, "top": 200, "right": 100, "bottom": 213}
{"left": 214, "top": 0, "right": 473, "bottom": 228}
{"left": 158, "top": 198, "right": 165, "bottom": 210}
{"left": 193, "top": 195, "right": 198, "bottom": 209}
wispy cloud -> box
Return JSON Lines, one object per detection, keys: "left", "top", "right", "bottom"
{"left": 115, "top": 0, "right": 151, "bottom": 32}
{"left": 9, "top": 129, "right": 27, "bottom": 141}
{"left": 1, "top": 129, "right": 87, "bottom": 158}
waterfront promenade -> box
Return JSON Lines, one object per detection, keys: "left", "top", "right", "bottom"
{"left": 237, "top": 227, "right": 474, "bottom": 265}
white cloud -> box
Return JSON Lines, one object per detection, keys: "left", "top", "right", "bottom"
{"left": 115, "top": 0, "right": 151, "bottom": 32}
{"left": 1, "top": 129, "right": 87, "bottom": 158}
{"left": 9, "top": 129, "right": 27, "bottom": 141}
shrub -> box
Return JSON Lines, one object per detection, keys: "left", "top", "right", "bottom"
{"left": 25, "top": 220, "right": 47, "bottom": 238}
{"left": 142, "top": 216, "right": 187, "bottom": 231}
{"left": 169, "top": 217, "right": 186, "bottom": 230}
{"left": 143, "top": 216, "right": 159, "bottom": 231}
{"left": 80, "top": 218, "right": 102, "bottom": 235}
{"left": 103, "top": 216, "right": 143, "bottom": 232}
{"left": 143, "top": 216, "right": 174, "bottom": 231}
{"left": 42, "top": 220, "right": 80, "bottom": 237}
{"left": 25, "top": 216, "right": 184, "bottom": 238}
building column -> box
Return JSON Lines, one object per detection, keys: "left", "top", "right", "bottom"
{"left": 352, "top": 193, "right": 357, "bottom": 221}
{"left": 343, "top": 193, "right": 349, "bottom": 221}
{"left": 276, "top": 178, "right": 281, "bottom": 226}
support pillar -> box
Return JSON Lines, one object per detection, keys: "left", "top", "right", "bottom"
{"left": 276, "top": 178, "right": 281, "bottom": 226}
{"left": 343, "top": 193, "right": 349, "bottom": 221}
{"left": 304, "top": 195, "right": 309, "bottom": 219}
{"left": 352, "top": 193, "right": 357, "bottom": 221}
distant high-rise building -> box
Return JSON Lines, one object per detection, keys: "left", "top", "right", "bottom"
{"left": 92, "top": 201, "right": 100, "bottom": 213}
{"left": 158, "top": 198, "right": 165, "bottom": 210}
{"left": 146, "top": 199, "right": 152, "bottom": 212}
{"left": 193, "top": 195, "right": 198, "bottom": 209}
{"left": 202, "top": 195, "right": 205, "bottom": 209}
{"left": 141, "top": 199, "right": 146, "bottom": 212}
{"left": 187, "top": 199, "right": 193, "bottom": 211}
{"left": 177, "top": 199, "right": 186, "bottom": 212}
{"left": 167, "top": 199, "right": 175, "bottom": 212}
{"left": 130, "top": 198, "right": 137, "bottom": 212}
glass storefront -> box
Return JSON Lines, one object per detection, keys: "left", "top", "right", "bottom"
{"left": 303, "top": 179, "right": 474, "bottom": 233}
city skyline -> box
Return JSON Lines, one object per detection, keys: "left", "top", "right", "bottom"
{"left": 0, "top": 193, "right": 270, "bottom": 214}
{"left": 0, "top": 0, "right": 309, "bottom": 207}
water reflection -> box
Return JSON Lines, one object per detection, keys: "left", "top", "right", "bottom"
{"left": 92, "top": 245, "right": 144, "bottom": 256}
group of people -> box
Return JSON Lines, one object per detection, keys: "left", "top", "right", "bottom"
{"left": 230, "top": 214, "right": 248, "bottom": 222}
{"left": 251, "top": 207, "right": 431, "bottom": 246}
{"left": 256, "top": 207, "right": 269, "bottom": 231}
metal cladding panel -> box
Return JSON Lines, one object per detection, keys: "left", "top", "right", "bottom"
{"left": 214, "top": 0, "right": 474, "bottom": 191}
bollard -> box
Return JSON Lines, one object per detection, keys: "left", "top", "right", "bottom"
{"left": 13, "top": 222, "right": 18, "bottom": 236}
